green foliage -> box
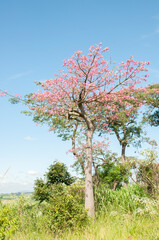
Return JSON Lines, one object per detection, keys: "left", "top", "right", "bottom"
{"left": 0, "top": 204, "right": 18, "bottom": 239}
{"left": 132, "top": 195, "right": 159, "bottom": 216}
{"left": 142, "top": 83, "right": 159, "bottom": 127}
{"left": 46, "top": 162, "right": 75, "bottom": 186}
{"left": 32, "top": 162, "right": 87, "bottom": 234}
{"left": 10, "top": 195, "right": 39, "bottom": 236}
{"left": 13, "top": 213, "right": 159, "bottom": 240}
{"left": 37, "top": 183, "right": 88, "bottom": 233}
{"left": 146, "top": 84, "right": 159, "bottom": 107}
{"left": 33, "top": 161, "right": 75, "bottom": 202}
{"left": 136, "top": 149, "right": 159, "bottom": 197}
{"left": 22, "top": 96, "right": 75, "bottom": 141}
{"left": 108, "top": 117, "right": 143, "bottom": 148}
{"left": 98, "top": 101, "right": 145, "bottom": 154}
{"left": 1, "top": 184, "right": 159, "bottom": 239}
{"left": 9, "top": 97, "right": 20, "bottom": 104}
{"left": 97, "top": 162, "right": 129, "bottom": 189}
{"left": 68, "top": 181, "right": 85, "bottom": 205}
{"left": 94, "top": 184, "right": 151, "bottom": 214}
{"left": 149, "top": 110, "right": 159, "bottom": 126}
{"left": 33, "top": 178, "right": 50, "bottom": 202}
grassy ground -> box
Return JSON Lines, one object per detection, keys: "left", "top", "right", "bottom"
{"left": 12, "top": 213, "right": 159, "bottom": 240}
{"left": 2, "top": 185, "right": 158, "bottom": 239}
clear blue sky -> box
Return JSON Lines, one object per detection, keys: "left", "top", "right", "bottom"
{"left": 0, "top": 0, "right": 159, "bottom": 193}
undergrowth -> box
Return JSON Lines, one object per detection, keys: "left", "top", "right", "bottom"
{"left": 0, "top": 184, "right": 159, "bottom": 240}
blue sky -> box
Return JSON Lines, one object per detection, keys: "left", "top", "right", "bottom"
{"left": 0, "top": 0, "right": 159, "bottom": 193}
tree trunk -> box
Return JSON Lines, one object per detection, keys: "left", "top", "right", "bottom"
{"left": 121, "top": 144, "right": 126, "bottom": 163}
{"left": 78, "top": 102, "right": 95, "bottom": 217}
{"left": 85, "top": 127, "right": 95, "bottom": 218}
{"left": 121, "top": 144, "right": 127, "bottom": 187}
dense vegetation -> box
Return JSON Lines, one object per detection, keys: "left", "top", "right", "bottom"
{"left": 0, "top": 160, "right": 159, "bottom": 240}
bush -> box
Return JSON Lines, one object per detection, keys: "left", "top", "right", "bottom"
{"left": 0, "top": 204, "right": 18, "bottom": 239}
{"left": 68, "top": 181, "right": 85, "bottom": 205}
{"left": 12, "top": 195, "right": 39, "bottom": 233}
{"left": 33, "top": 178, "right": 51, "bottom": 202}
{"left": 37, "top": 183, "right": 88, "bottom": 234}
{"left": 33, "top": 161, "right": 75, "bottom": 202}
{"left": 0, "top": 184, "right": 88, "bottom": 238}
{"left": 97, "top": 162, "right": 129, "bottom": 189}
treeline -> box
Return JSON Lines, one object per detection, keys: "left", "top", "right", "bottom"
{"left": 0, "top": 192, "right": 32, "bottom": 200}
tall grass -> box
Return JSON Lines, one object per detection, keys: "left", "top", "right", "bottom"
{"left": 13, "top": 214, "right": 159, "bottom": 240}
{"left": 94, "top": 184, "right": 158, "bottom": 215}
{"left": 1, "top": 184, "right": 159, "bottom": 240}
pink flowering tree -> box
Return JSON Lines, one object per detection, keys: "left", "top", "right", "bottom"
{"left": 2, "top": 44, "right": 156, "bottom": 217}
{"left": 23, "top": 44, "right": 153, "bottom": 217}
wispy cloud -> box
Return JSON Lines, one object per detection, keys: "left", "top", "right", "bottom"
{"left": 8, "top": 71, "right": 32, "bottom": 80}
{"left": 141, "top": 27, "right": 159, "bottom": 39}
{"left": 141, "top": 30, "right": 159, "bottom": 39}
{"left": 27, "top": 170, "right": 38, "bottom": 175}
{"left": 24, "top": 136, "right": 38, "bottom": 141}
{"left": 153, "top": 14, "right": 159, "bottom": 20}
{"left": 155, "top": 28, "right": 159, "bottom": 34}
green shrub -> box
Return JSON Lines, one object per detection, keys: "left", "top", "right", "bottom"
{"left": 33, "top": 178, "right": 51, "bottom": 202}
{"left": 0, "top": 185, "right": 87, "bottom": 238}
{"left": 0, "top": 204, "right": 18, "bottom": 239}
{"left": 97, "top": 162, "right": 130, "bottom": 189}
{"left": 12, "top": 195, "right": 39, "bottom": 233}
{"left": 37, "top": 183, "right": 88, "bottom": 234}
{"left": 68, "top": 181, "right": 85, "bottom": 205}
{"left": 33, "top": 161, "right": 75, "bottom": 202}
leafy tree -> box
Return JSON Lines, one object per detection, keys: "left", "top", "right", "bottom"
{"left": 98, "top": 106, "right": 143, "bottom": 163}
{"left": 97, "top": 162, "right": 129, "bottom": 190}
{"left": 33, "top": 178, "right": 50, "bottom": 202}
{"left": 142, "top": 84, "right": 159, "bottom": 127}
{"left": 45, "top": 161, "right": 75, "bottom": 186}
{"left": 33, "top": 162, "right": 75, "bottom": 202}
{"left": 24, "top": 44, "right": 154, "bottom": 217}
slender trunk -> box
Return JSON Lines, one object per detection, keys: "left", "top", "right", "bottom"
{"left": 78, "top": 101, "right": 95, "bottom": 217}
{"left": 114, "top": 128, "right": 125, "bottom": 163}
{"left": 85, "top": 127, "right": 95, "bottom": 218}
{"left": 121, "top": 144, "right": 126, "bottom": 163}
{"left": 121, "top": 144, "right": 127, "bottom": 187}
{"left": 72, "top": 121, "right": 85, "bottom": 174}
